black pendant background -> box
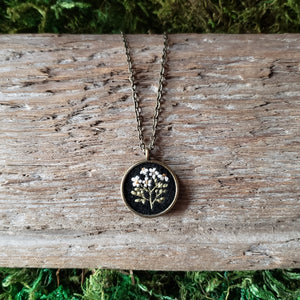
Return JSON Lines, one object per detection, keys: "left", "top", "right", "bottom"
{"left": 122, "top": 161, "right": 177, "bottom": 217}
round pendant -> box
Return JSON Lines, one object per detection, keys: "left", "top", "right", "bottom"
{"left": 121, "top": 159, "right": 179, "bottom": 217}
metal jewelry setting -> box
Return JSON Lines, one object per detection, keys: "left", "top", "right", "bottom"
{"left": 120, "top": 33, "right": 179, "bottom": 217}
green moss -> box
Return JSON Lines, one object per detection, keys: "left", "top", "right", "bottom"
{"left": 1, "top": 0, "right": 300, "bottom": 33}
{"left": 155, "top": 0, "right": 300, "bottom": 33}
{"left": 0, "top": 0, "right": 300, "bottom": 299}
{"left": 1, "top": 268, "right": 300, "bottom": 299}
{"left": 0, "top": 268, "right": 82, "bottom": 299}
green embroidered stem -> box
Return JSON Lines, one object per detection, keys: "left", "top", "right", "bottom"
{"left": 131, "top": 167, "right": 169, "bottom": 210}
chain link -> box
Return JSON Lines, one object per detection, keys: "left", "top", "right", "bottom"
{"left": 121, "top": 32, "right": 168, "bottom": 155}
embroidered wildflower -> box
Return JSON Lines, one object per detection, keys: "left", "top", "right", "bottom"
{"left": 158, "top": 173, "right": 169, "bottom": 182}
{"left": 149, "top": 168, "right": 159, "bottom": 179}
{"left": 130, "top": 165, "right": 170, "bottom": 210}
{"left": 140, "top": 167, "right": 149, "bottom": 175}
{"left": 131, "top": 175, "right": 141, "bottom": 187}
{"left": 143, "top": 177, "right": 152, "bottom": 187}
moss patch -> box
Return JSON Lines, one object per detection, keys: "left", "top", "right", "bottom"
{"left": 0, "top": 268, "right": 300, "bottom": 299}
{"left": 1, "top": 0, "right": 300, "bottom": 33}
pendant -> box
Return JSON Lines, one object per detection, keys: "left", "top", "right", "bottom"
{"left": 121, "top": 155, "right": 179, "bottom": 217}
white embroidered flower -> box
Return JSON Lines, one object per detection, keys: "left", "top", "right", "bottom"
{"left": 131, "top": 175, "right": 141, "bottom": 187}
{"left": 140, "top": 167, "right": 149, "bottom": 175}
{"left": 149, "top": 168, "right": 158, "bottom": 179}
{"left": 158, "top": 173, "right": 169, "bottom": 182}
{"left": 143, "top": 177, "right": 152, "bottom": 187}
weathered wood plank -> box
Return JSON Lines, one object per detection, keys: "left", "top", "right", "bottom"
{"left": 0, "top": 34, "right": 299, "bottom": 270}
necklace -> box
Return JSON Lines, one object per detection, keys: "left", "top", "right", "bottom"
{"left": 120, "top": 33, "right": 179, "bottom": 217}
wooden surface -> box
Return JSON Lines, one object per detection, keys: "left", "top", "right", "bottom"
{"left": 0, "top": 34, "right": 299, "bottom": 271}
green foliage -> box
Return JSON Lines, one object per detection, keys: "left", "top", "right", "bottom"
{"left": 0, "top": 268, "right": 82, "bottom": 299}
{"left": 1, "top": 268, "right": 300, "bottom": 299}
{"left": 81, "top": 269, "right": 149, "bottom": 300}
{"left": 176, "top": 270, "right": 300, "bottom": 300}
{"left": 0, "top": 0, "right": 161, "bottom": 33}
{"left": 1, "top": 0, "right": 300, "bottom": 33}
{"left": 154, "top": 0, "right": 300, "bottom": 33}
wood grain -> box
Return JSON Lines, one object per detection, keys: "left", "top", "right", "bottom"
{"left": 0, "top": 34, "right": 299, "bottom": 270}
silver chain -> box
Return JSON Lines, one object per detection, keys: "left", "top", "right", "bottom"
{"left": 121, "top": 32, "right": 168, "bottom": 155}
